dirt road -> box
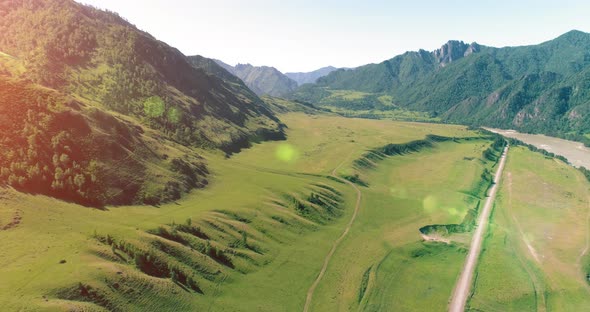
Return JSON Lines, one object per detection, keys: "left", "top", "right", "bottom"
{"left": 303, "top": 153, "right": 362, "bottom": 312}
{"left": 449, "top": 145, "right": 509, "bottom": 312}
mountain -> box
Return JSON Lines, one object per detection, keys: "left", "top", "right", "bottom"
{"left": 433, "top": 41, "right": 481, "bottom": 66}
{"left": 285, "top": 66, "right": 339, "bottom": 85}
{"left": 186, "top": 55, "right": 244, "bottom": 84}
{"left": 290, "top": 30, "right": 590, "bottom": 142}
{"left": 0, "top": 0, "right": 284, "bottom": 205}
{"left": 210, "top": 60, "right": 298, "bottom": 97}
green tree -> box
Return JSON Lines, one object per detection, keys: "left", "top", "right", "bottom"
{"left": 59, "top": 153, "right": 70, "bottom": 165}
{"left": 54, "top": 167, "right": 64, "bottom": 181}
{"left": 74, "top": 174, "right": 85, "bottom": 190}
{"left": 143, "top": 96, "right": 166, "bottom": 118}
{"left": 167, "top": 106, "right": 182, "bottom": 124}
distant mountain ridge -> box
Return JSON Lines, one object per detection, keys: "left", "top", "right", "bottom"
{"left": 285, "top": 66, "right": 339, "bottom": 85}
{"left": 209, "top": 60, "right": 341, "bottom": 95}
{"left": 211, "top": 60, "right": 298, "bottom": 97}
{"left": 291, "top": 30, "right": 590, "bottom": 143}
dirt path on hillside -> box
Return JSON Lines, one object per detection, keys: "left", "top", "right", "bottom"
{"left": 303, "top": 152, "right": 363, "bottom": 312}
{"left": 448, "top": 145, "right": 509, "bottom": 312}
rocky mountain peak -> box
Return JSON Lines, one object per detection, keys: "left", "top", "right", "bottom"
{"left": 433, "top": 40, "right": 480, "bottom": 66}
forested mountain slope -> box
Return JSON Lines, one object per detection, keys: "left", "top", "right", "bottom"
{"left": 291, "top": 31, "right": 590, "bottom": 142}
{"left": 0, "top": 0, "right": 285, "bottom": 205}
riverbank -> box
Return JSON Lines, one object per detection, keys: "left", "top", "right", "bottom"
{"left": 484, "top": 128, "right": 590, "bottom": 168}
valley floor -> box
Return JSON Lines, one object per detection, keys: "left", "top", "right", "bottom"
{"left": 1, "top": 113, "right": 588, "bottom": 312}
{"left": 468, "top": 146, "right": 590, "bottom": 311}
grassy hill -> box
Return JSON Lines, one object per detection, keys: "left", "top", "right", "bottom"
{"left": 0, "top": 0, "right": 285, "bottom": 205}
{"left": 0, "top": 0, "right": 283, "bottom": 151}
{"left": 0, "top": 77, "right": 209, "bottom": 206}
{"left": 290, "top": 30, "right": 590, "bottom": 144}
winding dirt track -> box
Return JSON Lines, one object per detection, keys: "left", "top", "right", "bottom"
{"left": 303, "top": 153, "right": 362, "bottom": 312}
{"left": 449, "top": 145, "right": 509, "bottom": 312}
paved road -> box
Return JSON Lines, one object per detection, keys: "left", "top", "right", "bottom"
{"left": 449, "top": 145, "right": 509, "bottom": 312}
{"left": 303, "top": 152, "right": 363, "bottom": 312}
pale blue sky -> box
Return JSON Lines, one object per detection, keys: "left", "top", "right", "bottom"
{"left": 78, "top": 0, "right": 590, "bottom": 72}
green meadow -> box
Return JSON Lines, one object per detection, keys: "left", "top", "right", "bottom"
{"left": 468, "top": 146, "right": 590, "bottom": 311}
{"left": 310, "top": 137, "right": 498, "bottom": 311}
{"left": 1, "top": 112, "right": 585, "bottom": 311}
{"left": 0, "top": 112, "right": 476, "bottom": 311}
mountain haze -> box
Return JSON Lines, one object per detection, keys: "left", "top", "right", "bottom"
{"left": 285, "top": 66, "right": 339, "bottom": 85}
{"left": 211, "top": 60, "right": 298, "bottom": 97}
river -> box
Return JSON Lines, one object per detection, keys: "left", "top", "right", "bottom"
{"left": 484, "top": 128, "right": 590, "bottom": 169}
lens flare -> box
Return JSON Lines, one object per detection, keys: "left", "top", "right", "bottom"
{"left": 423, "top": 195, "right": 438, "bottom": 213}
{"left": 276, "top": 143, "right": 298, "bottom": 163}
{"left": 447, "top": 207, "right": 459, "bottom": 216}
{"left": 390, "top": 186, "right": 408, "bottom": 198}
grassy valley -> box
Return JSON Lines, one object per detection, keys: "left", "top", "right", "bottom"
{"left": 1, "top": 111, "right": 491, "bottom": 311}
{"left": 2, "top": 102, "right": 586, "bottom": 311}
{"left": 1, "top": 1, "right": 589, "bottom": 311}
{"left": 468, "top": 146, "right": 590, "bottom": 311}
{"left": 311, "top": 137, "right": 498, "bottom": 311}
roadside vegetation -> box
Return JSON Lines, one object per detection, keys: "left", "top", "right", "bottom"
{"left": 468, "top": 146, "right": 590, "bottom": 311}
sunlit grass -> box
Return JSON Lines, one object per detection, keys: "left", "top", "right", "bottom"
{"left": 311, "top": 139, "right": 495, "bottom": 311}
{"left": 275, "top": 143, "right": 299, "bottom": 163}
{"left": 469, "top": 146, "right": 590, "bottom": 311}
{"left": 327, "top": 89, "right": 372, "bottom": 101}
{"left": 0, "top": 51, "right": 26, "bottom": 75}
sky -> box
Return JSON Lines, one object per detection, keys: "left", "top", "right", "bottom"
{"left": 78, "top": 0, "right": 590, "bottom": 73}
